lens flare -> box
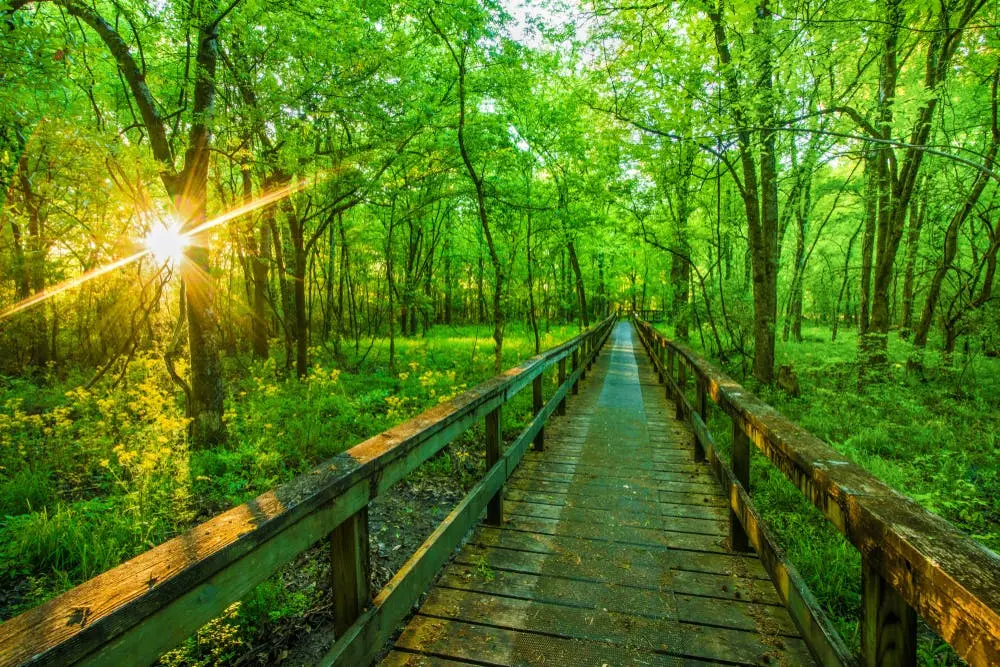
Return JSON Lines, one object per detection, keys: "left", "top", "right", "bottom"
{"left": 0, "top": 172, "right": 328, "bottom": 324}
{"left": 144, "top": 218, "right": 189, "bottom": 265}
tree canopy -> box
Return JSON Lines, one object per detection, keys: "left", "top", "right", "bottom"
{"left": 1, "top": 0, "right": 999, "bottom": 433}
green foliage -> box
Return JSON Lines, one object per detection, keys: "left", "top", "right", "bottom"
{"left": 688, "top": 322, "right": 1000, "bottom": 663}
{"left": 0, "top": 324, "right": 572, "bottom": 623}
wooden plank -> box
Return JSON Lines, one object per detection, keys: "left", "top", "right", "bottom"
{"left": 504, "top": 499, "right": 727, "bottom": 536}
{"left": 330, "top": 507, "right": 370, "bottom": 636}
{"left": 381, "top": 649, "right": 475, "bottom": 666}
{"left": 506, "top": 475, "right": 717, "bottom": 497}
{"left": 471, "top": 526, "right": 769, "bottom": 580}
{"left": 321, "top": 457, "right": 507, "bottom": 666}
{"left": 636, "top": 321, "right": 855, "bottom": 666}
{"left": 0, "top": 317, "right": 618, "bottom": 666}
{"left": 485, "top": 406, "right": 503, "bottom": 526}
{"left": 392, "top": 615, "right": 691, "bottom": 667}
{"left": 731, "top": 421, "right": 751, "bottom": 552}
{"left": 504, "top": 488, "right": 727, "bottom": 521}
{"left": 647, "top": 328, "right": 1000, "bottom": 665}
{"left": 532, "top": 375, "right": 544, "bottom": 450}
{"left": 862, "top": 559, "right": 916, "bottom": 667}
{"left": 513, "top": 470, "right": 718, "bottom": 494}
{"left": 449, "top": 548, "right": 781, "bottom": 605}
{"left": 520, "top": 456, "right": 703, "bottom": 476}
{"left": 416, "top": 587, "right": 812, "bottom": 665}
{"left": 556, "top": 357, "right": 567, "bottom": 415}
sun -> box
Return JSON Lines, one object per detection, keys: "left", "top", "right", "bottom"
{"left": 144, "top": 218, "right": 189, "bottom": 265}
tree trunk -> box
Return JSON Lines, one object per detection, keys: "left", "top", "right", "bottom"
{"left": 567, "top": 239, "right": 589, "bottom": 328}
{"left": 175, "top": 8, "right": 224, "bottom": 446}
{"left": 914, "top": 69, "right": 999, "bottom": 347}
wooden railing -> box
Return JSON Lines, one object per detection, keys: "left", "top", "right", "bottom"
{"left": 632, "top": 315, "right": 1000, "bottom": 667}
{"left": 0, "top": 315, "right": 617, "bottom": 667}
{"left": 636, "top": 307, "right": 666, "bottom": 323}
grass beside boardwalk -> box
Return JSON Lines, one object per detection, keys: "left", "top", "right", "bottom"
{"left": 657, "top": 321, "right": 1000, "bottom": 665}
{"left": 0, "top": 323, "right": 578, "bottom": 631}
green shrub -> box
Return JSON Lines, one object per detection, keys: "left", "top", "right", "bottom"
{"left": 0, "top": 468, "right": 54, "bottom": 516}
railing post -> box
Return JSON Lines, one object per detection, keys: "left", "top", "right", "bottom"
{"left": 730, "top": 420, "right": 750, "bottom": 552}
{"left": 571, "top": 348, "right": 580, "bottom": 395}
{"left": 532, "top": 374, "right": 544, "bottom": 450}
{"left": 581, "top": 338, "right": 588, "bottom": 381}
{"left": 331, "top": 507, "right": 371, "bottom": 637}
{"left": 694, "top": 380, "right": 707, "bottom": 462}
{"left": 862, "top": 561, "right": 917, "bottom": 667}
{"left": 657, "top": 342, "right": 665, "bottom": 383}
{"left": 557, "top": 357, "right": 567, "bottom": 415}
{"left": 485, "top": 405, "right": 503, "bottom": 525}
{"left": 675, "top": 360, "right": 687, "bottom": 420}
{"left": 666, "top": 347, "right": 675, "bottom": 401}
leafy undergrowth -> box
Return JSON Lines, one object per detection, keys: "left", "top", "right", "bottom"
{"left": 0, "top": 323, "right": 577, "bottom": 663}
{"left": 662, "top": 323, "right": 1000, "bottom": 665}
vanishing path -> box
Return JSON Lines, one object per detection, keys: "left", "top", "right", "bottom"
{"left": 385, "top": 322, "right": 813, "bottom": 665}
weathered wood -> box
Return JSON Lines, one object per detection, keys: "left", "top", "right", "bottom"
{"left": 0, "top": 317, "right": 617, "bottom": 667}
{"left": 571, "top": 348, "right": 580, "bottom": 393}
{"left": 556, "top": 357, "right": 566, "bottom": 415}
{"left": 485, "top": 405, "right": 503, "bottom": 526}
{"left": 392, "top": 323, "right": 812, "bottom": 667}
{"left": 633, "top": 316, "right": 1000, "bottom": 666}
{"left": 689, "top": 408, "right": 855, "bottom": 667}
{"left": 695, "top": 380, "right": 707, "bottom": 462}
{"left": 731, "top": 420, "right": 751, "bottom": 552}
{"left": 862, "top": 559, "right": 917, "bottom": 667}
{"left": 323, "top": 320, "right": 618, "bottom": 666}
{"left": 532, "top": 375, "right": 544, "bottom": 450}
{"left": 321, "top": 455, "right": 506, "bottom": 666}
{"left": 330, "top": 507, "right": 370, "bottom": 637}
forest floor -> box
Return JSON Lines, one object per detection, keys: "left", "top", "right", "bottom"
{"left": 0, "top": 322, "right": 577, "bottom": 665}
{"left": 660, "top": 322, "right": 1000, "bottom": 665}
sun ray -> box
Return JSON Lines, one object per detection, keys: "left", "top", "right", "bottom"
{"left": 0, "top": 173, "right": 327, "bottom": 324}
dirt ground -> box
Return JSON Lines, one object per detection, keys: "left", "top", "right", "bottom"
{"left": 231, "top": 448, "right": 481, "bottom": 666}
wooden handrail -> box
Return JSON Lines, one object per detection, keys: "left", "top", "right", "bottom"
{"left": 632, "top": 315, "right": 1000, "bottom": 667}
{"left": 0, "top": 315, "right": 617, "bottom": 667}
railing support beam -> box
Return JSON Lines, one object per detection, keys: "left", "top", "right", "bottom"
{"left": 675, "top": 360, "right": 687, "bottom": 420}
{"left": 862, "top": 560, "right": 917, "bottom": 667}
{"left": 331, "top": 508, "right": 371, "bottom": 637}
{"left": 667, "top": 348, "right": 675, "bottom": 401}
{"left": 571, "top": 349, "right": 580, "bottom": 394}
{"left": 695, "top": 380, "right": 707, "bottom": 463}
{"left": 485, "top": 405, "right": 503, "bottom": 525}
{"left": 532, "top": 375, "right": 544, "bottom": 450}
{"left": 557, "top": 358, "right": 567, "bottom": 415}
{"left": 730, "top": 422, "right": 750, "bottom": 552}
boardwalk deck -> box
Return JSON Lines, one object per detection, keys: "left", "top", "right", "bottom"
{"left": 384, "top": 323, "right": 814, "bottom": 666}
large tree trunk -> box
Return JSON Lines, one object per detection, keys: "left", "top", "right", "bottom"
{"left": 862, "top": 0, "right": 979, "bottom": 372}
{"left": 175, "top": 8, "right": 224, "bottom": 446}
{"left": 708, "top": 3, "right": 779, "bottom": 384}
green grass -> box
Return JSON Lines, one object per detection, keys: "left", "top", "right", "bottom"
{"left": 0, "top": 322, "right": 578, "bottom": 632}
{"left": 660, "top": 321, "right": 1000, "bottom": 664}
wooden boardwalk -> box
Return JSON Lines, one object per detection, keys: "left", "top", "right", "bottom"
{"left": 384, "top": 323, "right": 814, "bottom": 666}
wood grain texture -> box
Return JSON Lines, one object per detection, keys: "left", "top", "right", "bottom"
{"left": 388, "top": 323, "right": 812, "bottom": 667}
{"left": 0, "top": 318, "right": 616, "bottom": 667}
{"left": 634, "top": 316, "right": 1000, "bottom": 667}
